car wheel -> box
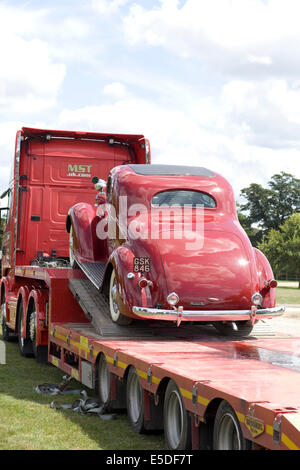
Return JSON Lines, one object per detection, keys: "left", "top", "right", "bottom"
{"left": 213, "top": 320, "right": 254, "bottom": 337}
{"left": 109, "top": 269, "right": 132, "bottom": 325}
{"left": 69, "top": 225, "right": 79, "bottom": 269}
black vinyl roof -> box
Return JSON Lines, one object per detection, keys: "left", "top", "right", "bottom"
{"left": 128, "top": 164, "right": 215, "bottom": 177}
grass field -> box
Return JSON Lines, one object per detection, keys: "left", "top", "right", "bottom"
{"left": 276, "top": 282, "right": 300, "bottom": 306}
{"left": 0, "top": 333, "right": 165, "bottom": 451}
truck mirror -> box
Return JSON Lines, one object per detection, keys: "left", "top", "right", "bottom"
{"left": 94, "top": 179, "right": 107, "bottom": 191}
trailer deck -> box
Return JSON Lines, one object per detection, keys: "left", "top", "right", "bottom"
{"left": 2, "top": 265, "right": 298, "bottom": 450}
{"left": 49, "top": 311, "right": 300, "bottom": 450}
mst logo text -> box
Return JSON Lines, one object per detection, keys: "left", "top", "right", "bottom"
{"left": 67, "top": 164, "right": 93, "bottom": 177}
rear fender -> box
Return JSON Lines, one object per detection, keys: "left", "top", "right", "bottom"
{"left": 67, "top": 203, "right": 107, "bottom": 263}
{"left": 254, "top": 248, "right": 276, "bottom": 308}
{"left": 109, "top": 246, "right": 151, "bottom": 317}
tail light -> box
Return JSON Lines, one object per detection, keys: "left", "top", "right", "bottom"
{"left": 264, "top": 279, "right": 278, "bottom": 288}
{"left": 138, "top": 278, "right": 153, "bottom": 288}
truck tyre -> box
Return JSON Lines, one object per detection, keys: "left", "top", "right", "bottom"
{"left": 18, "top": 300, "right": 33, "bottom": 357}
{"left": 126, "top": 366, "right": 146, "bottom": 433}
{"left": 27, "top": 298, "right": 47, "bottom": 363}
{"left": 164, "top": 379, "right": 192, "bottom": 450}
{"left": 213, "top": 320, "right": 254, "bottom": 337}
{"left": 69, "top": 225, "right": 79, "bottom": 269}
{"left": 1, "top": 297, "right": 13, "bottom": 342}
{"left": 98, "top": 354, "right": 111, "bottom": 409}
{"left": 28, "top": 301, "right": 37, "bottom": 357}
{"left": 109, "top": 269, "right": 132, "bottom": 326}
{"left": 213, "top": 400, "right": 251, "bottom": 450}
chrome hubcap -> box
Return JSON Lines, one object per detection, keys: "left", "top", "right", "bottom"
{"left": 99, "top": 357, "right": 110, "bottom": 403}
{"left": 29, "top": 311, "right": 36, "bottom": 343}
{"left": 166, "top": 390, "right": 183, "bottom": 448}
{"left": 216, "top": 413, "right": 241, "bottom": 449}
{"left": 109, "top": 271, "right": 120, "bottom": 322}
{"left": 128, "top": 372, "right": 142, "bottom": 423}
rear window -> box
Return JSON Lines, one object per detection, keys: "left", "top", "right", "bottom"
{"left": 152, "top": 190, "right": 216, "bottom": 208}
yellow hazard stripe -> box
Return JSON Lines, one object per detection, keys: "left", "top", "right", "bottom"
{"left": 281, "top": 433, "right": 300, "bottom": 451}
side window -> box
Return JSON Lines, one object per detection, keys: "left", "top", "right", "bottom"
{"left": 0, "top": 188, "right": 11, "bottom": 226}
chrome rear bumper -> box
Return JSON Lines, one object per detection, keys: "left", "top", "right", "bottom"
{"left": 132, "top": 305, "right": 285, "bottom": 326}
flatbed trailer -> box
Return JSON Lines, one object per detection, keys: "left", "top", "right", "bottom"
{"left": 1, "top": 126, "right": 299, "bottom": 451}
{"left": 4, "top": 265, "right": 300, "bottom": 451}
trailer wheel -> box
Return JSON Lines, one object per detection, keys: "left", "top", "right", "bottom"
{"left": 98, "top": 354, "right": 111, "bottom": 408}
{"left": 69, "top": 225, "right": 79, "bottom": 269}
{"left": 164, "top": 380, "right": 192, "bottom": 450}
{"left": 126, "top": 367, "right": 145, "bottom": 433}
{"left": 213, "top": 400, "right": 251, "bottom": 450}
{"left": 109, "top": 269, "right": 132, "bottom": 326}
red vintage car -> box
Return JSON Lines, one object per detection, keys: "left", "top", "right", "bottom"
{"left": 67, "top": 164, "right": 284, "bottom": 336}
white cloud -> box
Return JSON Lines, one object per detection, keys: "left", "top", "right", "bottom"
{"left": 92, "top": 0, "right": 130, "bottom": 16}
{"left": 0, "top": 36, "right": 66, "bottom": 113}
{"left": 0, "top": 5, "right": 66, "bottom": 114}
{"left": 0, "top": 0, "right": 299, "bottom": 199}
{"left": 247, "top": 56, "right": 273, "bottom": 66}
{"left": 57, "top": 94, "right": 299, "bottom": 198}
{"left": 103, "top": 82, "right": 128, "bottom": 99}
{"left": 123, "top": 0, "right": 300, "bottom": 78}
{"left": 220, "top": 79, "right": 300, "bottom": 149}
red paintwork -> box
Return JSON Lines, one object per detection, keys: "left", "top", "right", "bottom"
{"left": 70, "top": 164, "right": 277, "bottom": 319}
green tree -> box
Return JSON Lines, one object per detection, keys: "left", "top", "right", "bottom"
{"left": 237, "top": 207, "right": 261, "bottom": 246}
{"left": 239, "top": 172, "right": 300, "bottom": 244}
{"left": 258, "top": 213, "right": 300, "bottom": 288}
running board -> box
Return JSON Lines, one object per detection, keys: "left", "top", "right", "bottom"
{"left": 69, "top": 278, "right": 153, "bottom": 338}
{"left": 76, "top": 261, "right": 106, "bottom": 289}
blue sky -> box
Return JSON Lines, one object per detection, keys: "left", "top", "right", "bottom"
{"left": 0, "top": 0, "right": 299, "bottom": 200}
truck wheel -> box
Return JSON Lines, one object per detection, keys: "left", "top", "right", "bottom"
{"left": 98, "top": 354, "right": 111, "bottom": 408}
{"left": 213, "top": 400, "right": 251, "bottom": 450}
{"left": 28, "top": 303, "right": 37, "bottom": 357}
{"left": 164, "top": 380, "right": 192, "bottom": 450}
{"left": 1, "top": 298, "right": 13, "bottom": 342}
{"left": 213, "top": 321, "right": 254, "bottom": 337}
{"left": 126, "top": 367, "right": 146, "bottom": 433}
{"left": 18, "top": 301, "right": 33, "bottom": 357}
{"left": 69, "top": 225, "right": 79, "bottom": 269}
{"left": 109, "top": 270, "right": 132, "bottom": 325}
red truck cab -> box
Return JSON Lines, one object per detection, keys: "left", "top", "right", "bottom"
{"left": 0, "top": 127, "right": 150, "bottom": 339}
